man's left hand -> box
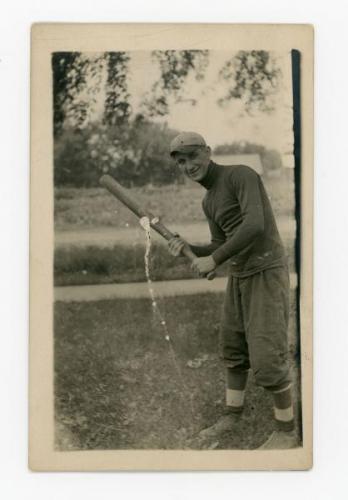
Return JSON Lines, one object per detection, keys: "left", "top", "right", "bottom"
{"left": 192, "top": 256, "right": 217, "bottom": 276}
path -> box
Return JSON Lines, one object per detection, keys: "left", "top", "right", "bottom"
{"left": 55, "top": 273, "right": 298, "bottom": 302}
{"left": 55, "top": 217, "right": 296, "bottom": 248}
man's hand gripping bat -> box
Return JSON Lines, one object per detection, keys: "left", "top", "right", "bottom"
{"left": 99, "top": 174, "right": 216, "bottom": 280}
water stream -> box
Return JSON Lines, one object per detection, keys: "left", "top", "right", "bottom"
{"left": 139, "top": 216, "right": 195, "bottom": 425}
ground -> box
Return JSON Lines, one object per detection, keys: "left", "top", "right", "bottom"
{"left": 54, "top": 291, "right": 301, "bottom": 451}
{"left": 54, "top": 174, "right": 301, "bottom": 450}
{"left": 54, "top": 176, "right": 296, "bottom": 286}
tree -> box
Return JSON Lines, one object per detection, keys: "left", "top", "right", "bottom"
{"left": 52, "top": 50, "right": 281, "bottom": 136}
{"left": 52, "top": 52, "right": 87, "bottom": 136}
{"left": 54, "top": 118, "right": 182, "bottom": 187}
{"left": 103, "top": 52, "right": 132, "bottom": 126}
{"left": 214, "top": 141, "right": 266, "bottom": 157}
{"left": 52, "top": 52, "right": 131, "bottom": 136}
{"left": 218, "top": 51, "right": 280, "bottom": 114}
{"left": 52, "top": 50, "right": 283, "bottom": 187}
{"left": 142, "top": 50, "right": 209, "bottom": 116}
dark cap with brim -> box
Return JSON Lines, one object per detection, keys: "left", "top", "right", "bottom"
{"left": 170, "top": 132, "right": 206, "bottom": 156}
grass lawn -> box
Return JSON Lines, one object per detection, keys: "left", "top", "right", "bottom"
{"left": 54, "top": 236, "right": 296, "bottom": 286}
{"left": 55, "top": 174, "right": 295, "bottom": 230}
{"left": 55, "top": 184, "right": 206, "bottom": 230}
{"left": 54, "top": 291, "right": 302, "bottom": 450}
{"left": 54, "top": 173, "right": 297, "bottom": 286}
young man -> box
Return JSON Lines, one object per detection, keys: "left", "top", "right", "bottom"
{"left": 168, "top": 131, "right": 298, "bottom": 449}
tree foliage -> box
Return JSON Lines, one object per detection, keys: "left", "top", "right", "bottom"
{"left": 52, "top": 50, "right": 281, "bottom": 135}
{"left": 52, "top": 52, "right": 88, "bottom": 136}
{"left": 52, "top": 50, "right": 282, "bottom": 187}
{"left": 218, "top": 51, "right": 280, "bottom": 113}
{"left": 52, "top": 52, "right": 131, "bottom": 136}
{"left": 103, "top": 52, "right": 131, "bottom": 126}
{"left": 142, "top": 50, "right": 209, "bottom": 116}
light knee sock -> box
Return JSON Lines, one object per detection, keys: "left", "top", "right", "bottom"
{"left": 226, "top": 368, "right": 248, "bottom": 413}
{"left": 272, "top": 383, "right": 295, "bottom": 432}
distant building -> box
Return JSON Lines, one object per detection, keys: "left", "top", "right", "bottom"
{"left": 212, "top": 153, "right": 264, "bottom": 175}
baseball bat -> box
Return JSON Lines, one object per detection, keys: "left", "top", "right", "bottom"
{"left": 99, "top": 174, "right": 216, "bottom": 280}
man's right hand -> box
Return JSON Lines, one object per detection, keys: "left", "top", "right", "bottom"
{"left": 168, "top": 235, "right": 190, "bottom": 257}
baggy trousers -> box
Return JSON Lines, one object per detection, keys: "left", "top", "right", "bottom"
{"left": 220, "top": 265, "right": 291, "bottom": 391}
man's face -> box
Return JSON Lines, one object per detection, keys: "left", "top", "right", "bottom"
{"left": 173, "top": 146, "right": 211, "bottom": 182}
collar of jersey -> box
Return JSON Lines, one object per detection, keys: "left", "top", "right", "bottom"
{"left": 198, "top": 161, "right": 219, "bottom": 190}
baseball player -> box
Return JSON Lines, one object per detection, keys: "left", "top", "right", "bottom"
{"left": 168, "top": 131, "right": 298, "bottom": 449}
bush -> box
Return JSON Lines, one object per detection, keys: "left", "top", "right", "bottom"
{"left": 54, "top": 118, "right": 182, "bottom": 188}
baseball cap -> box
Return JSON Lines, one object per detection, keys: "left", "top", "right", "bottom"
{"left": 170, "top": 132, "right": 206, "bottom": 156}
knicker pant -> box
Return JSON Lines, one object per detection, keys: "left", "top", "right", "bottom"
{"left": 220, "top": 266, "right": 291, "bottom": 391}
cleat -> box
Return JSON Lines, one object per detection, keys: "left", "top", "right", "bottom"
{"left": 258, "top": 430, "right": 299, "bottom": 450}
{"left": 197, "top": 412, "right": 241, "bottom": 440}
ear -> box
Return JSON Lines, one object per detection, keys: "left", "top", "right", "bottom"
{"left": 206, "top": 146, "right": 211, "bottom": 156}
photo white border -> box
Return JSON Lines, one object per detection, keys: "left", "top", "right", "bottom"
{"left": 29, "top": 23, "right": 313, "bottom": 471}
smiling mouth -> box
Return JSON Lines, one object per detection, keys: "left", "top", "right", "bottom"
{"left": 188, "top": 168, "right": 200, "bottom": 176}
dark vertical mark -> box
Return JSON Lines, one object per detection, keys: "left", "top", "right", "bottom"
{"left": 291, "top": 49, "right": 303, "bottom": 442}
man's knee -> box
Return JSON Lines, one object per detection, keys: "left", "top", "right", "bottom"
{"left": 248, "top": 328, "right": 290, "bottom": 389}
{"left": 252, "top": 353, "right": 290, "bottom": 389}
{"left": 219, "top": 338, "right": 250, "bottom": 371}
{"left": 222, "top": 357, "right": 250, "bottom": 372}
{"left": 219, "top": 325, "right": 249, "bottom": 367}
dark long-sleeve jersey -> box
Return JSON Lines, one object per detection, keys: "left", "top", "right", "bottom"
{"left": 189, "top": 162, "right": 287, "bottom": 277}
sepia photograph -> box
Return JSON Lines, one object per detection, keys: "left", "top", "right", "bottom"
{"left": 30, "top": 23, "right": 313, "bottom": 470}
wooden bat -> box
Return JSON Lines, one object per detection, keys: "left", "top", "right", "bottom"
{"left": 99, "top": 174, "right": 216, "bottom": 280}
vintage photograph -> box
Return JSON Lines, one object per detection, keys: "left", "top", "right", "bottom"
{"left": 30, "top": 24, "right": 313, "bottom": 470}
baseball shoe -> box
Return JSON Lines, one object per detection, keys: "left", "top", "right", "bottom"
{"left": 186, "top": 410, "right": 242, "bottom": 449}
{"left": 197, "top": 411, "right": 242, "bottom": 440}
{"left": 258, "top": 430, "right": 299, "bottom": 450}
